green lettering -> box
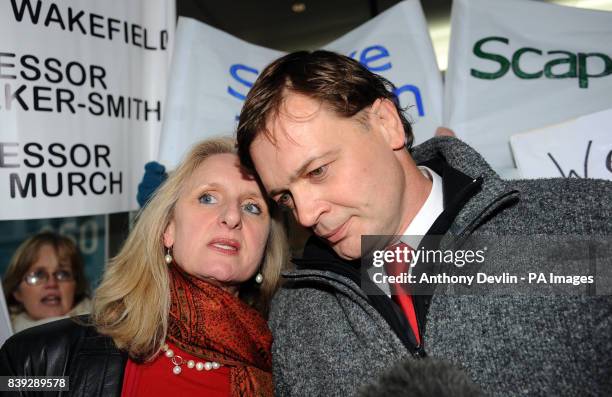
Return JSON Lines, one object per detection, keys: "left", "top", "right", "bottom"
{"left": 544, "top": 51, "right": 577, "bottom": 79}
{"left": 512, "top": 47, "right": 543, "bottom": 79}
{"left": 578, "top": 52, "right": 612, "bottom": 89}
{"left": 471, "top": 36, "right": 510, "bottom": 80}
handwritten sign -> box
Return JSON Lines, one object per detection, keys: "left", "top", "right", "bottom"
{"left": 510, "top": 108, "right": 612, "bottom": 180}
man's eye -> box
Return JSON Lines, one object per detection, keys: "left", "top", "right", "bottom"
{"left": 277, "top": 193, "right": 294, "bottom": 210}
{"left": 199, "top": 193, "right": 217, "bottom": 204}
{"left": 308, "top": 165, "right": 327, "bottom": 178}
{"left": 243, "top": 202, "right": 262, "bottom": 215}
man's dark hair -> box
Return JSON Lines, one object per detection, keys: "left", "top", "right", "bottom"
{"left": 236, "top": 50, "right": 413, "bottom": 170}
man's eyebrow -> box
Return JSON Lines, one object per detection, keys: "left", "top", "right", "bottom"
{"left": 267, "top": 149, "right": 338, "bottom": 197}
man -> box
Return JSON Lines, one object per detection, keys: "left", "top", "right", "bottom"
{"left": 236, "top": 50, "right": 611, "bottom": 396}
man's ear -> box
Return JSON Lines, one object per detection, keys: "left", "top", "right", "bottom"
{"left": 163, "top": 220, "right": 175, "bottom": 248}
{"left": 369, "top": 98, "right": 406, "bottom": 150}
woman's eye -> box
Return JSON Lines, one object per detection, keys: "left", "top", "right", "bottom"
{"left": 199, "top": 193, "right": 218, "bottom": 204}
{"left": 243, "top": 202, "right": 262, "bottom": 215}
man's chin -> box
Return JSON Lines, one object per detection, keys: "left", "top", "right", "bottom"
{"left": 329, "top": 239, "right": 361, "bottom": 261}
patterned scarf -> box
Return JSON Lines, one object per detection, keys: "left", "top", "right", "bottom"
{"left": 167, "top": 264, "right": 273, "bottom": 396}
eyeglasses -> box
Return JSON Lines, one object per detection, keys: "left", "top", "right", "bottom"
{"left": 23, "top": 269, "right": 74, "bottom": 286}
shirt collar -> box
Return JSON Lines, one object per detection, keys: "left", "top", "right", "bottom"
{"left": 400, "top": 166, "right": 444, "bottom": 248}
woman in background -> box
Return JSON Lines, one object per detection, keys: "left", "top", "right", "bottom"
{"left": 2, "top": 231, "right": 91, "bottom": 333}
{"left": 0, "top": 137, "right": 288, "bottom": 396}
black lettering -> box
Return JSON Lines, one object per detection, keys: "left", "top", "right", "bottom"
{"left": 68, "top": 172, "right": 87, "bottom": 196}
{"left": 48, "top": 143, "right": 67, "bottom": 167}
{"left": 133, "top": 98, "right": 142, "bottom": 119}
{"left": 108, "top": 18, "right": 120, "bottom": 40}
{"left": 145, "top": 100, "right": 161, "bottom": 122}
{"left": 606, "top": 151, "right": 612, "bottom": 173}
{"left": 88, "top": 92, "right": 103, "bottom": 116}
{"left": 143, "top": 29, "right": 156, "bottom": 50}
{"left": 57, "top": 88, "right": 75, "bottom": 113}
{"left": 44, "top": 3, "right": 65, "bottom": 30}
{"left": 70, "top": 144, "right": 91, "bottom": 167}
{"left": 89, "top": 172, "right": 106, "bottom": 194}
{"left": 10, "top": 172, "right": 36, "bottom": 198}
{"left": 471, "top": 36, "right": 510, "bottom": 80}
{"left": 123, "top": 21, "right": 129, "bottom": 44}
{"left": 33, "top": 85, "right": 53, "bottom": 111}
{"left": 109, "top": 171, "right": 122, "bottom": 194}
{"left": 131, "top": 24, "right": 143, "bottom": 47}
{"left": 23, "top": 142, "right": 43, "bottom": 167}
{"left": 89, "top": 13, "right": 105, "bottom": 38}
{"left": 44, "top": 58, "right": 62, "bottom": 83}
{"left": 20, "top": 55, "right": 40, "bottom": 81}
{"left": 67, "top": 7, "right": 86, "bottom": 34}
{"left": 161, "top": 30, "right": 168, "bottom": 50}
{"left": 42, "top": 172, "right": 62, "bottom": 197}
{"left": 0, "top": 53, "right": 17, "bottom": 79}
{"left": 94, "top": 145, "right": 111, "bottom": 167}
{"left": 66, "top": 62, "right": 86, "bottom": 86}
{"left": 90, "top": 65, "right": 107, "bottom": 89}
{"left": 5, "top": 84, "right": 29, "bottom": 110}
{"left": 108, "top": 95, "right": 124, "bottom": 118}
{"left": 0, "top": 142, "right": 19, "bottom": 168}
{"left": 10, "top": 0, "right": 42, "bottom": 23}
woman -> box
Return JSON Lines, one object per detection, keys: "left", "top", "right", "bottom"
{"left": 2, "top": 231, "right": 91, "bottom": 332}
{"left": 0, "top": 138, "right": 288, "bottom": 396}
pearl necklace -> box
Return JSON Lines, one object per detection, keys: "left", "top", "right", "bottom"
{"left": 161, "top": 343, "right": 222, "bottom": 375}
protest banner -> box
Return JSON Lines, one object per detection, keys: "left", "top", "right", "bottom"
{"left": 445, "top": 0, "right": 612, "bottom": 176}
{"left": 511, "top": 108, "right": 612, "bottom": 180}
{"left": 0, "top": 0, "right": 175, "bottom": 219}
{"left": 159, "top": 0, "right": 442, "bottom": 168}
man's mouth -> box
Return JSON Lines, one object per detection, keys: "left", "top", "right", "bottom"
{"left": 319, "top": 220, "right": 350, "bottom": 244}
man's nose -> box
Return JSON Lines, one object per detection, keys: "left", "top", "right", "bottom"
{"left": 219, "top": 204, "right": 242, "bottom": 229}
{"left": 293, "top": 189, "right": 326, "bottom": 229}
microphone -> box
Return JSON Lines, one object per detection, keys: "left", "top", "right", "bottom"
{"left": 358, "top": 357, "right": 484, "bottom": 397}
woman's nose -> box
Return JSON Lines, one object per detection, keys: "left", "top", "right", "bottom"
{"left": 219, "top": 205, "right": 242, "bottom": 229}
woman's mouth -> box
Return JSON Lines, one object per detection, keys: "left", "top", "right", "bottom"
{"left": 41, "top": 294, "right": 61, "bottom": 306}
{"left": 208, "top": 238, "right": 240, "bottom": 255}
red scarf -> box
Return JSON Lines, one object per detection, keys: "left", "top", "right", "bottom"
{"left": 167, "top": 264, "right": 273, "bottom": 396}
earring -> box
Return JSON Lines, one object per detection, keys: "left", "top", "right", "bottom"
{"left": 255, "top": 273, "right": 263, "bottom": 284}
{"left": 164, "top": 247, "right": 173, "bottom": 264}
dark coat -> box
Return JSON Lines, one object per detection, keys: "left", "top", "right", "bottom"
{"left": 268, "top": 137, "right": 612, "bottom": 396}
{"left": 0, "top": 316, "right": 126, "bottom": 397}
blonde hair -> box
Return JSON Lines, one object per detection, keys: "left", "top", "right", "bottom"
{"left": 91, "top": 137, "right": 288, "bottom": 361}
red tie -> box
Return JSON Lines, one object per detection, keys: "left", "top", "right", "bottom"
{"left": 385, "top": 242, "right": 421, "bottom": 345}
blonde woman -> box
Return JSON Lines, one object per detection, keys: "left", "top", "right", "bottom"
{"left": 0, "top": 138, "right": 288, "bottom": 397}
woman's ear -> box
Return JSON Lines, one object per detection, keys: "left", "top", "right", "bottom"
{"left": 369, "top": 98, "right": 406, "bottom": 150}
{"left": 163, "top": 220, "right": 175, "bottom": 248}
{"left": 13, "top": 288, "right": 23, "bottom": 303}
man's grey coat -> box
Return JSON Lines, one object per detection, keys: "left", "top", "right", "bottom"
{"left": 269, "top": 137, "right": 612, "bottom": 396}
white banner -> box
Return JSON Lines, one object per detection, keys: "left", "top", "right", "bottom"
{"left": 159, "top": 18, "right": 283, "bottom": 168}
{"left": 159, "top": 0, "right": 442, "bottom": 169}
{"left": 0, "top": 0, "right": 175, "bottom": 220}
{"left": 324, "top": 0, "right": 443, "bottom": 146}
{"left": 510, "top": 108, "right": 612, "bottom": 180}
{"left": 445, "top": 0, "right": 612, "bottom": 176}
